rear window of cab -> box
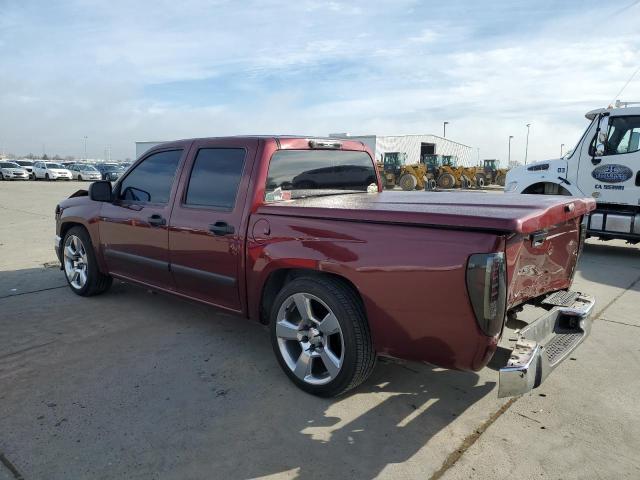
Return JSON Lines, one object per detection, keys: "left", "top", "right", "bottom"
{"left": 265, "top": 150, "right": 376, "bottom": 201}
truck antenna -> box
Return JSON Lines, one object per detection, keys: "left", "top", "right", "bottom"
{"left": 610, "top": 65, "right": 640, "bottom": 106}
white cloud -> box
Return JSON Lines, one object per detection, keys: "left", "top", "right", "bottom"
{"left": 0, "top": 0, "right": 639, "bottom": 163}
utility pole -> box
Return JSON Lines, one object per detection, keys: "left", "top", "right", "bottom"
{"left": 443, "top": 121, "right": 449, "bottom": 138}
{"left": 477, "top": 147, "right": 480, "bottom": 165}
{"left": 560, "top": 143, "right": 565, "bottom": 156}
{"left": 83, "top": 136, "right": 88, "bottom": 161}
{"left": 525, "top": 124, "right": 531, "bottom": 165}
{"left": 508, "top": 135, "right": 514, "bottom": 165}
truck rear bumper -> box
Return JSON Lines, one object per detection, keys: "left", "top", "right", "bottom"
{"left": 498, "top": 291, "right": 595, "bottom": 398}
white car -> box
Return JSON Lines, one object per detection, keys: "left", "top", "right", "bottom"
{"left": 33, "top": 161, "right": 73, "bottom": 181}
{"left": 0, "top": 161, "right": 30, "bottom": 180}
{"left": 14, "top": 160, "right": 35, "bottom": 178}
{"left": 67, "top": 163, "right": 102, "bottom": 181}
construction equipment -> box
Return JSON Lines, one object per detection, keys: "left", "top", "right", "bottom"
{"left": 480, "top": 159, "right": 509, "bottom": 186}
{"left": 434, "top": 156, "right": 477, "bottom": 189}
{"left": 378, "top": 152, "right": 430, "bottom": 191}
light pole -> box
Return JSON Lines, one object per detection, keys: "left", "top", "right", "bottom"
{"left": 83, "top": 136, "right": 88, "bottom": 161}
{"left": 443, "top": 121, "right": 449, "bottom": 138}
{"left": 508, "top": 135, "right": 514, "bottom": 165}
{"left": 560, "top": 143, "right": 565, "bottom": 156}
{"left": 525, "top": 124, "right": 531, "bottom": 165}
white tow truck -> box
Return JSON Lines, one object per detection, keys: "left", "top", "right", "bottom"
{"left": 505, "top": 101, "right": 640, "bottom": 243}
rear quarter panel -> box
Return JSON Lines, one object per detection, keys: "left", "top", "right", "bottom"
{"left": 247, "top": 214, "right": 502, "bottom": 371}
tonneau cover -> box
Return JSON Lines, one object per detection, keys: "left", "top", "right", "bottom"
{"left": 257, "top": 191, "right": 595, "bottom": 234}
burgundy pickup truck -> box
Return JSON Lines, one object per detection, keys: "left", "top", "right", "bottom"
{"left": 55, "top": 137, "right": 595, "bottom": 397}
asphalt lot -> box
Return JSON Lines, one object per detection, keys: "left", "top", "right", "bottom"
{"left": 1, "top": 181, "right": 639, "bottom": 480}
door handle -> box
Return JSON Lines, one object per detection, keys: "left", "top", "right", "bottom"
{"left": 209, "top": 221, "right": 235, "bottom": 236}
{"left": 148, "top": 214, "right": 166, "bottom": 226}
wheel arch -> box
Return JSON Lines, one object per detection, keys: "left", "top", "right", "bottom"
{"left": 520, "top": 181, "right": 574, "bottom": 196}
{"left": 257, "top": 268, "right": 365, "bottom": 325}
{"left": 59, "top": 218, "right": 108, "bottom": 274}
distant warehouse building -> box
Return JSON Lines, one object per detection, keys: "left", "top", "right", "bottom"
{"left": 329, "top": 133, "right": 474, "bottom": 166}
{"left": 137, "top": 134, "right": 474, "bottom": 166}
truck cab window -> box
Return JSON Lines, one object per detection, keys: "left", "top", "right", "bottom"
{"left": 265, "top": 150, "right": 377, "bottom": 200}
{"left": 184, "top": 148, "right": 246, "bottom": 209}
{"left": 590, "top": 116, "right": 640, "bottom": 156}
{"left": 118, "top": 150, "right": 182, "bottom": 204}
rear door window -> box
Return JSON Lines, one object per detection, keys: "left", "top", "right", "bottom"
{"left": 184, "top": 148, "right": 246, "bottom": 209}
{"left": 265, "top": 150, "right": 376, "bottom": 199}
{"left": 118, "top": 150, "right": 182, "bottom": 204}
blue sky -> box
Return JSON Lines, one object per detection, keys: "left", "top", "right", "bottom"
{"left": 1, "top": 0, "right": 639, "bottom": 163}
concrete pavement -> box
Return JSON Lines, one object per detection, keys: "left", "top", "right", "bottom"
{"left": 1, "top": 181, "right": 638, "bottom": 479}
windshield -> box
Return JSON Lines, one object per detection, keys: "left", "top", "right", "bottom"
{"left": 265, "top": 150, "right": 377, "bottom": 200}
{"left": 16, "top": 161, "right": 33, "bottom": 166}
{"left": 100, "top": 164, "right": 123, "bottom": 172}
{"left": 1, "top": 162, "right": 20, "bottom": 168}
{"left": 46, "top": 163, "right": 65, "bottom": 169}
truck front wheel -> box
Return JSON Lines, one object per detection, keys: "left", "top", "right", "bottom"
{"left": 270, "top": 275, "right": 376, "bottom": 397}
{"left": 62, "top": 226, "right": 113, "bottom": 296}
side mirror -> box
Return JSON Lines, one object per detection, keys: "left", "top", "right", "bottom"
{"left": 89, "top": 180, "right": 112, "bottom": 202}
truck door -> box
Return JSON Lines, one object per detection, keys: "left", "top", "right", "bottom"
{"left": 576, "top": 114, "right": 640, "bottom": 204}
{"left": 99, "top": 148, "right": 186, "bottom": 289}
{"left": 168, "top": 138, "right": 258, "bottom": 312}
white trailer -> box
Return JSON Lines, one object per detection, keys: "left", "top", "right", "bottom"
{"left": 505, "top": 101, "right": 640, "bottom": 243}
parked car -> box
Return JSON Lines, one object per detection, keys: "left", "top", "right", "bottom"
{"left": 0, "top": 161, "right": 30, "bottom": 180}
{"left": 14, "top": 160, "right": 35, "bottom": 179}
{"left": 54, "top": 136, "right": 595, "bottom": 398}
{"left": 95, "top": 163, "right": 124, "bottom": 181}
{"left": 67, "top": 163, "right": 102, "bottom": 181}
{"left": 33, "top": 161, "right": 73, "bottom": 181}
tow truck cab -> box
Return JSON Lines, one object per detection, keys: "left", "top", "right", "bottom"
{"left": 505, "top": 101, "right": 640, "bottom": 243}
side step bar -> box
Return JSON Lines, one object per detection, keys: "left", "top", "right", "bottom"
{"left": 498, "top": 292, "right": 595, "bottom": 398}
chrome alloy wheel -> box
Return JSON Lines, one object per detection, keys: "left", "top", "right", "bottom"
{"left": 275, "top": 292, "right": 344, "bottom": 385}
{"left": 63, "top": 234, "right": 88, "bottom": 289}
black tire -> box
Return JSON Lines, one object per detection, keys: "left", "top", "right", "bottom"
{"left": 62, "top": 226, "right": 113, "bottom": 296}
{"left": 0, "top": 173, "right": 4, "bottom": 180}
{"left": 270, "top": 275, "right": 376, "bottom": 397}
{"left": 45, "top": 173, "right": 50, "bottom": 181}
{"left": 398, "top": 173, "right": 417, "bottom": 191}
{"left": 437, "top": 173, "right": 456, "bottom": 189}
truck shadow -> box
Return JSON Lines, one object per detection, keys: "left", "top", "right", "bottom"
{"left": 236, "top": 362, "right": 495, "bottom": 480}
{"left": 0, "top": 268, "right": 496, "bottom": 480}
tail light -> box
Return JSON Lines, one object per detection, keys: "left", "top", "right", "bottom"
{"left": 466, "top": 252, "right": 507, "bottom": 336}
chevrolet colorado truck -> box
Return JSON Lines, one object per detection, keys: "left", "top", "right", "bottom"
{"left": 55, "top": 136, "right": 595, "bottom": 397}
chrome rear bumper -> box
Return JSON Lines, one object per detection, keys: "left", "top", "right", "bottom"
{"left": 498, "top": 292, "right": 595, "bottom": 398}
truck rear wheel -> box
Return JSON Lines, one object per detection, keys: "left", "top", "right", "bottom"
{"left": 475, "top": 174, "right": 486, "bottom": 188}
{"left": 270, "top": 275, "right": 376, "bottom": 397}
{"left": 437, "top": 173, "right": 456, "bottom": 189}
{"left": 398, "top": 173, "right": 417, "bottom": 191}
